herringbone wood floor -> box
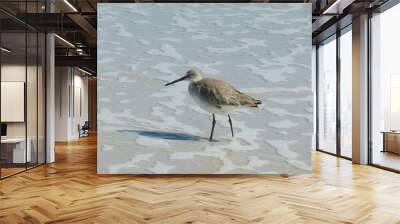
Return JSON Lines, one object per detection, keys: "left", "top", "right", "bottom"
{"left": 1, "top": 135, "right": 400, "bottom": 224}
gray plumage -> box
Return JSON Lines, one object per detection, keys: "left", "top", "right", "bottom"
{"left": 189, "top": 78, "right": 261, "bottom": 108}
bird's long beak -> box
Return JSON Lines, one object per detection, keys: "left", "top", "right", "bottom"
{"left": 165, "top": 75, "right": 187, "bottom": 86}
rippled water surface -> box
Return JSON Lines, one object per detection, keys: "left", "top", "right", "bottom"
{"left": 98, "top": 4, "right": 312, "bottom": 174}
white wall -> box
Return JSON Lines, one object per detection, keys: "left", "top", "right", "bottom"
{"left": 1, "top": 65, "right": 27, "bottom": 142}
{"left": 71, "top": 73, "right": 89, "bottom": 138}
{"left": 55, "top": 67, "right": 89, "bottom": 141}
{"left": 55, "top": 66, "right": 69, "bottom": 141}
{"left": 1, "top": 65, "right": 38, "bottom": 138}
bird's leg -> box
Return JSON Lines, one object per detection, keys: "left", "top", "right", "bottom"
{"left": 228, "top": 114, "right": 234, "bottom": 137}
{"left": 209, "top": 114, "right": 216, "bottom": 142}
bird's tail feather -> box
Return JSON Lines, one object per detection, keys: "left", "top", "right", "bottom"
{"left": 250, "top": 99, "right": 262, "bottom": 108}
{"left": 238, "top": 92, "right": 262, "bottom": 108}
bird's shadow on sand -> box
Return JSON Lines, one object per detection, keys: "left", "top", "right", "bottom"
{"left": 118, "top": 129, "right": 209, "bottom": 141}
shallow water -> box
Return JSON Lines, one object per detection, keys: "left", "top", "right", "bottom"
{"left": 97, "top": 3, "right": 313, "bottom": 174}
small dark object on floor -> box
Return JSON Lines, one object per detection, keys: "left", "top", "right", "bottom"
{"left": 79, "top": 121, "right": 90, "bottom": 138}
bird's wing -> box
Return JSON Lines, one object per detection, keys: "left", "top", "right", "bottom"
{"left": 194, "top": 79, "right": 241, "bottom": 107}
{"left": 195, "top": 78, "right": 260, "bottom": 107}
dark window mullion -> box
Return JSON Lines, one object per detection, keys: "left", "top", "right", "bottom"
{"left": 36, "top": 0, "right": 39, "bottom": 167}
{"left": 316, "top": 45, "right": 320, "bottom": 150}
{"left": 25, "top": 0, "right": 28, "bottom": 171}
{"left": 0, "top": 25, "right": 2, "bottom": 179}
{"left": 367, "top": 11, "right": 373, "bottom": 165}
{"left": 336, "top": 28, "right": 341, "bottom": 157}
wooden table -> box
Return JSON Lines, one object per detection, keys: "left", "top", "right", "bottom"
{"left": 382, "top": 131, "right": 400, "bottom": 154}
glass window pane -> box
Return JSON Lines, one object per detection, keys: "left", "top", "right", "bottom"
{"left": 371, "top": 4, "right": 400, "bottom": 171}
{"left": 1, "top": 31, "right": 27, "bottom": 177}
{"left": 0, "top": 1, "right": 46, "bottom": 179}
{"left": 318, "top": 36, "right": 337, "bottom": 154}
{"left": 27, "top": 31, "right": 38, "bottom": 169}
{"left": 340, "top": 28, "right": 352, "bottom": 158}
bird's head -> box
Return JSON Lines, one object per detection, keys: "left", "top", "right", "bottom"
{"left": 165, "top": 69, "right": 203, "bottom": 86}
{"left": 185, "top": 69, "right": 203, "bottom": 82}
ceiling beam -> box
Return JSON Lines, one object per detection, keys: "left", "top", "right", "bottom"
{"left": 13, "top": 13, "right": 82, "bottom": 32}
{"left": 67, "top": 13, "right": 97, "bottom": 46}
{"left": 55, "top": 55, "right": 96, "bottom": 72}
{"left": 323, "top": 0, "right": 356, "bottom": 14}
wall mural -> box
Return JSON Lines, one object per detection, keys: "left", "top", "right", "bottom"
{"left": 98, "top": 3, "right": 312, "bottom": 174}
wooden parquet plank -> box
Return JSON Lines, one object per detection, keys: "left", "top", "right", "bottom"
{"left": 0, "top": 135, "right": 399, "bottom": 223}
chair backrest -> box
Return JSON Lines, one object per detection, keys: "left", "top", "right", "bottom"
{"left": 82, "top": 121, "right": 90, "bottom": 129}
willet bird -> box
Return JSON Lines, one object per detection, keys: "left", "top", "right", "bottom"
{"left": 165, "top": 69, "right": 261, "bottom": 141}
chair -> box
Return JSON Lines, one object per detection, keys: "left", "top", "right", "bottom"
{"left": 79, "top": 121, "right": 90, "bottom": 138}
